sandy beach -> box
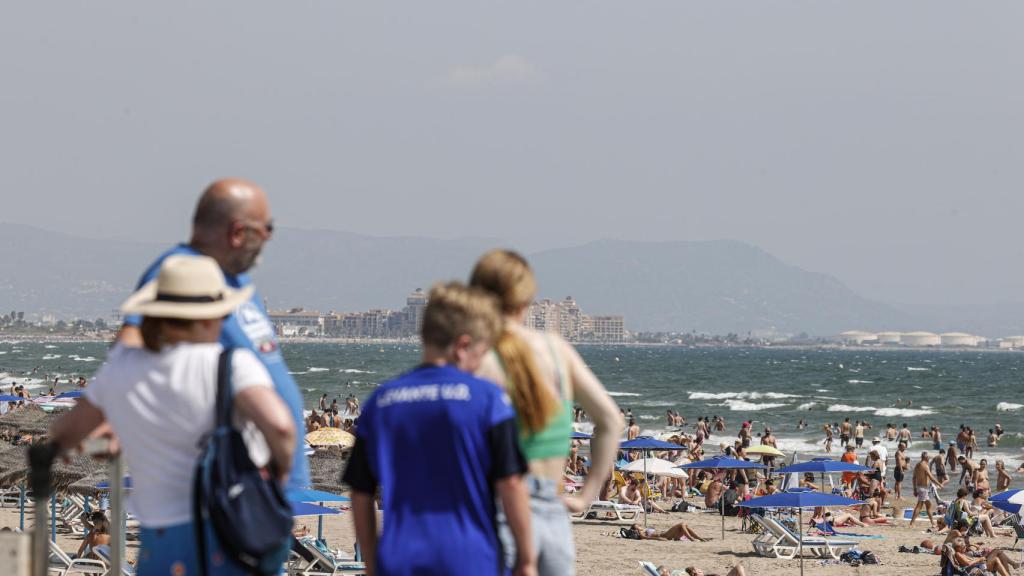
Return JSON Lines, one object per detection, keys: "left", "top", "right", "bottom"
{"left": 5, "top": 491, "right": 1019, "bottom": 576}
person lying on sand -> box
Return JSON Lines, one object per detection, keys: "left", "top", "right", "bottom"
{"left": 650, "top": 565, "right": 746, "bottom": 576}
{"left": 623, "top": 522, "right": 710, "bottom": 542}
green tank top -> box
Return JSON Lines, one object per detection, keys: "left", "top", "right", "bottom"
{"left": 496, "top": 336, "right": 574, "bottom": 461}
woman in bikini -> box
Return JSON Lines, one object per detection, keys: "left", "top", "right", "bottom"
{"left": 626, "top": 522, "right": 710, "bottom": 542}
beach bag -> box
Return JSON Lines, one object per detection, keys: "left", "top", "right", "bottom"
{"left": 861, "top": 551, "right": 879, "bottom": 564}
{"left": 193, "top": 348, "right": 293, "bottom": 575}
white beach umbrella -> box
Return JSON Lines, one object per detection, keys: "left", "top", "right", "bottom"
{"left": 622, "top": 458, "right": 677, "bottom": 474}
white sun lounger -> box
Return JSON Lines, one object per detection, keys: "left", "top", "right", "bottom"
{"left": 749, "top": 514, "right": 857, "bottom": 560}
{"left": 48, "top": 539, "right": 107, "bottom": 576}
{"left": 289, "top": 537, "right": 366, "bottom": 576}
{"left": 572, "top": 501, "right": 645, "bottom": 523}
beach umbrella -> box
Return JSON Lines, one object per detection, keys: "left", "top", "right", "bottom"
{"left": 288, "top": 488, "right": 351, "bottom": 541}
{"left": 571, "top": 431, "right": 592, "bottom": 440}
{"left": 775, "top": 458, "right": 872, "bottom": 492}
{"left": 622, "top": 458, "right": 678, "bottom": 474}
{"left": 744, "top": 445, "right": 784, "bottom": 457}
{"left": 678, "top": 456, "right": 767, "bottom": 538}
{"left": 0, "top": 394, "right": 21, "bottom": 402}
{"left": 305, "top": 428, "right": 356, "bottom": 448}
{"left": 739, "top": 492, "right": 861, "bottom": 576}
{"left": 55, "top": 390, "right": 83, "bottom": 399}
{"left": 290, "top": 501, "right": 341, "bottom": 517}
{"left": 620, "top": 437, "right": 684, "bottom": 528}
{"left": 96, "top": 477, "right": 133, "bottom": 490}
{"left": 989, "top": 489, "right": 1024, "bottom": 515}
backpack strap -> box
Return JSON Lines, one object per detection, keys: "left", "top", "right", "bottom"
{"left": 195, "top": 347, "right": 234, "bottom": 576}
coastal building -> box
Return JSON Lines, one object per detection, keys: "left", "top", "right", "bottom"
{"left": 402, "top": 288, "right": 428, "bottom": 336}
{"left": 268, "top": 308, "right": 324, "bottom": 337}
{"left": 586, "top": 315, "right": 626, "bottom": 342}
{"left": 900, "top": 331, "right": 941, "bottom": 347}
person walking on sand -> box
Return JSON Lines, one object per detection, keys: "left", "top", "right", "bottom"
{"left": 472, "top": 249, "right": 624, "bottom": 576}
{"left": 115, "top": 179, "right": 309, "bottom": 495}
{"left": 910, "top": 451, "right": 941, "bottom": 527}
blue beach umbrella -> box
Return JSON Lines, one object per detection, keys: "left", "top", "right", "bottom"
{"left": 288, "top": 488, "right": 350, "bottom": 540}
{"left": 677, "top": 456, "right": 767, "bottom": 538}
{"left": 0, "top": 394, "right": 21, "bottom": 402}
{"left": 290, "top": 501, "right": 341, "bottom": 517}
{"left": 989, "top": 489, "right": 1024, "bottom": 515}
{"left": 619, "top": 437, "right": 684, "bottom": 528}
{"left": 775, "top": 458, "right": 872, "bottom": 492}
{"left": 739, "top": 491, "right": 861, "bottom": 576}
{"left": 571, "top": 431, "right": 592, "bottom": 440}
{"left": 96, "top": 477, "right": 133, "bottom": 490}
{"left": 55, "top": 390, "right": 83, "bottom": 399}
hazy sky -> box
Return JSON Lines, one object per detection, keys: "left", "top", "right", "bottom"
{"left": 2, "top": 2, "right": 1022, "bottom": 308}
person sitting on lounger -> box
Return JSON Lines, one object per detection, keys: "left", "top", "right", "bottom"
{"left": 809, "top": 508, "right": 867, "bottom": 528}
{"left": 943, "top": 538, "right": 1020, "bottom": 576}
{"left": 626, "top": 522, "right": 710, "bottom": 542}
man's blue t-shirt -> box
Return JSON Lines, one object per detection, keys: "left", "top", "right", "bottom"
{"left": 342, "top": 364, "right": 526, "bottom": 576}
{"left": 123, "top": 244, "right": 310, "bottom": 493}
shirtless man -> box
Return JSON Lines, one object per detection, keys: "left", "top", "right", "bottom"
{"left": 885, "top": 423, "right": 897, "bottom": 442}
{"left": 987, "top": 429, "right": 998, "bottom": 447}
{"left": 898, "top": 423, "right": 912, "bottom": 445}
{"left": 840, "top": 418, "right": 852, "bottom": 447}
{"left": 958, "top": 456, "right": 977, "bottom": 489}
{"left": 931, "top": 426, "right": 942, "bottom": 450}
{"left": 932, "top": 449, "right": 950, "bottom": 488}
{"left": 910, "top": 451, "right": 940, "bottom": 527}
{"left": 946, "top": 442, "right": 959, "bottom": 472}
{"left": 973, "top": 459, "right": 991, "bottom": 493}
{"left": 854, "top": 421, "right": 865, "bottom": 448}
{"left": 995, "top": 460, "right": 1012, "bottom": 492}
{"left": 893, "top": 442, "right": 909, "bottom": 499}
{"left": 627, "top": 417, "right": 640, "bottom": 440}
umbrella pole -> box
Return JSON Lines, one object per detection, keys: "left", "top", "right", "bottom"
{"left": 18, "top": 484, "right": 24, "bottom": 531}
{"left": 317, "top": 502, "right": 324, "bottom": 542}
{"left": 643, "top": 453, "right": 649, "bottom": 529}
{"left": 721, "top": 493, "right": 725, "bottom": 540}
{"left": 799, "top": 507, "right": 804, "bottom": 576}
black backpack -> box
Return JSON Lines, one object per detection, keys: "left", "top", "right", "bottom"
{"left": 193, "top": 348, "right": 293, "bottom": 575}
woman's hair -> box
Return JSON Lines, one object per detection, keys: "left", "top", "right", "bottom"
{"left": 91, "top": 513, "right": 110, "bottom": 535}
{"left": 420, "top": 282, "right": 501, "bottom": 349}
{"left": 469, "top": 249, "right": 559, "bottom": 434}
{"left": 139, "top": 316, "right": 196, "bottom": 352}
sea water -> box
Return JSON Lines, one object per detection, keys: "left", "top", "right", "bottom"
{"left": 2, "top": 341, "right": 1021, "bottom": 467}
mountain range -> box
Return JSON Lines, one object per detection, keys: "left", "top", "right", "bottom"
{"left": 0, "top": 222, "right": 1016, "bottom": 336}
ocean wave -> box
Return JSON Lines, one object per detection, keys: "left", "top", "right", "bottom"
{"left": 608, "top": 392, "right": 642, "bottom": 397}
{"left": 340, "top": 369, "right": 374, "bottom": 374}
{"left": 873, "top": 408, "right": 935, "bottom": 417}
{"left": 307, "top": 367, "right": 329, "bottom": 373}
{"left": 641, "top": 400, "right": 678, "bottom": 407}
{"left": 797, "top": 402, "right": 817, "bottom": 411}
{"left": 722, "top": 399, "right": 787, "bottom": 411}
{"left": 42, "top": 354, "right": 62, "bottom": 360}
{"left": 996, "top": 402, "right": 1023, "bottom": 412}
{"left": 639, "top": 415, "right": 659, "bottom": 421}
{"left": 44, "top": 345, "right": 57, "bottom": 349}
{"left": 827, "top": 404, "right": 876, "bottom": 412}
{"left": 907, "top": 367, "right": 929, "bottom": 371}
{"left": 847, "top": 379, "right": 874, "bottom": 384}
{"left": 689, "top": 391, "right": 800, "bottom": 400}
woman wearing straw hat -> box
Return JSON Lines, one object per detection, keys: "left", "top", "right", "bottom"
{"left": 50, "top": 254, "right": 296, "bottom": 576}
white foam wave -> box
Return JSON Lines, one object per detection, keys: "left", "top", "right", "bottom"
{"left": 797, "top": 402, "right": 817, "bottom": 411}
{"left": 827, "top": 404, "right": 876, "bottom": 412}
{"left": 307, "top": 367, "right": 329, "bottom": 373}
{"left": 340, "top": 369, "right": 374, "bottom": 374}
{"left": 641, "top": 400, "right": 678, "bottom": 407}
{"left": 722, "top": 399, "right": 787, "bottom": 411}
{"left": 44, "top": 345, "right": 57, "bottom": 349}
{"left": 997, "top": 402, "right": 1023, "bottom": 412}
{"left": 907, "top": 367, "right": 929, "bottom": 371}
{"left": 608, "top": 392, "right": 642, "bottom": 397}
{"left": 847, "top": 379, "right": 874, "bottom": 384}
{"left": 42, "top": 354, "right": 62, "bottom": 360}
{"left": 689, "top": 391, "right": 799, "bottom": 400}
{"left": 639, "top": 415, "right": 659, "bottom": 421}
{"left": 873, "top": 408, "right": 934, "bottom": 417}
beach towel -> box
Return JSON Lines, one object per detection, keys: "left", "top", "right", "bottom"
{"left": 813, "top": 521, "right": 884, "bottom": 539}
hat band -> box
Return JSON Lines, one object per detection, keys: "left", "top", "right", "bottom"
{"left": 155, "top": 292, "right": 223, "bottom": 303}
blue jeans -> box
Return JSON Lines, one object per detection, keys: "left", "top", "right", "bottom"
{"left": 138, "top": 521, "right": 252, "bottom": 576}
{"left": 498, "top": 476, "right": 575, "bottom": 576}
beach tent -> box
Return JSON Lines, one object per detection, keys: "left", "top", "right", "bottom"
{"left": 619, "top": 437, "right": 684, "bottom": 527}
{"left": 678, "top": 456, "right": 766, "bottom": 539}
{"left": 775, "top": 458, "right": 871, "bottom": 493}
{"left": 739, "top": 491, "right": 861, "bottom": 576}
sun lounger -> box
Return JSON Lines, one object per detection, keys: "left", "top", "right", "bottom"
{"left": 92, "top": 545, "right": 134, "bottom": 576}
{"left": 749, "top": 514, "right": 857, "bottom": 560}
{"left": 289, "top": 536, "right": 366, "bottom": 576}
{"left": 572, "top": 500, "right": 644, "bottom": 523}
{"left": 48, "top": 539, "right": 107, "bottom": 576}
{"left": 639, "top": 560, "right": 685, "bottom": 576}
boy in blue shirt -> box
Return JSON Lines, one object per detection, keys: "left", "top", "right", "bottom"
{"left": 343, "top": 282, "right": 535, "bottom": 576}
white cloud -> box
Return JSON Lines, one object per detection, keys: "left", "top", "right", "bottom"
{"left": 447, "top": 54, "right": 539, "bottom": 88}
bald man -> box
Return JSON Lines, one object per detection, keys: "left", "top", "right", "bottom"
{"left": 117, "top": 179, "right": 310, "bottom": 493}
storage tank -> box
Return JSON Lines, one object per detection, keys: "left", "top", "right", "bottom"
{"left": 875, "top": 332, "right": 902, "bottom": 345}
{"left": 901, "top": 331, "right": 940, "bottom": 347}
{"left": 838, "top": 330, "right": 877, "bottom": 345}
{"left": 940, "top": 332, "right": 980, "bottom": 347}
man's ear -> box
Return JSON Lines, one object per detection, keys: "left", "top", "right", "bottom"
{"left": 228, "top": 221, "right": 245, "bottom": 248}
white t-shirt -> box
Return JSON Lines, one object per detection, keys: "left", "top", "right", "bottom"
{"left": 85, "top": 343, "right": 272, "bottom": 528}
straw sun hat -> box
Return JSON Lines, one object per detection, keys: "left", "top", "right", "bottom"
{"left": 120, "top": 255, "right": 253, "bottom": 319}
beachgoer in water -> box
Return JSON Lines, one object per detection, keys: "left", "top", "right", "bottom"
{"left": 932, "top": 449, "right": 949, "bottom": 488}
{"left": 946, "top": 441, "right": 959, "bottom": 472}
{"left": 471, "top": 250, "right": 624, "bottom": 576}
{"left": 995, "top": 460, "right": 1012, "bottom": 492}
{"left": 823, "top": 425, "right": 833, "bottom": 453}
{"left": 910, "top": 451, "right": 940, "bottom": 527}
{"left": 627, "top": 417, "right": 640, "bottom": 441}
{"left": 318, "top": 394, "right": 328, "bottom": 411}
{"left": 840, "top": 418, "right": 851, "bottom": 447}
{"left": 974, "top": 459, "right": 991, "bottom": 493}
{"left": 987, "top": 428, "right": 998, "bottom": 447}
{"left": 898, "top": 423, "right": 912, "bottom": 445}
{"left": 931, "top": 426, "right": 942, "bottom": 450}
{"left": 958, "top": 456, "right": 977, "bottom": 489}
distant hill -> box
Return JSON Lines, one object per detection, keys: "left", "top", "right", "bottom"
{"left": 0, "top": 223, "right": 945, "bottom": 336}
